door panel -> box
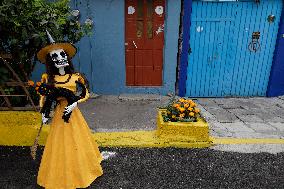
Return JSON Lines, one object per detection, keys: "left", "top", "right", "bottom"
{"left": 125, "top": 0, "right": 165, "bottom": 86}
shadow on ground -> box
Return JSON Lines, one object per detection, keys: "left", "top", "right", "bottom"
{"left": 0, "top": 146, "right": 283, "bottom": 189}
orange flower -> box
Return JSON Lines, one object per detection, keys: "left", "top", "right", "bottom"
{"left": 173, "top": 103, "right": 179, "bottom": 108}
{"left": 179, "top": 98, "right": 185, "bottom": 103}
{"left": 190, "top": 102, "right": 196, "bottom": 107}
{"left": 194, "top": 108, "right": 200, "bottom": 113}
{"left": 35, "top": 87, "right": 39, "bottom": 91}
{"left": 179, "top": 113, "right": 185, "bottom": 118}
{"left": 179, "top": 107, "right": 185, "bottom": 113}
{"left": 27, "top": 80, "right": 34, "bottom": 86}
{"left": 36, "top": 82, "right": 41, "bottom": 86}
{"left": 184, "top": 103, "right": 189, "bottom": 108}
{"left": 188, "top": 107, "right": 193, "bottom": 111}
{"left": 189, "top": 112, "right": 195, "bottom": 117}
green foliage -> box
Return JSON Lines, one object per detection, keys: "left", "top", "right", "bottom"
{"left": 0, "top": 66, "right": 9, "bottom": 85}
{"left": 0, "top": 0, "right": 92, "bottom": 80}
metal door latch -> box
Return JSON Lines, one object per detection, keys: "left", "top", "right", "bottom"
{"left": 249, "top": 32, "right": 261, "bottom": 52}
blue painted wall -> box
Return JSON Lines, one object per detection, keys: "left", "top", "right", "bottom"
{"left": 267, "top": 1, "right": 284, "bottom": 97}
{"left": 32, "top": 0, "right": 181, "bottom": 95}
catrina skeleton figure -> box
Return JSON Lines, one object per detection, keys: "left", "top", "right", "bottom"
{"left": 36, "top": 30, "right": 103, "bottom": 189}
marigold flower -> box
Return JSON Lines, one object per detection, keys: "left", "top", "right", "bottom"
{"left": 36, "top": 82, "right": 41, "bottom": 86}
{"left": 173, "top": 103, "right": 179, "bottom": 108}
{"left": 194, "top": 108, "right": 200, "bottom": 113}
{"left": 189, "top": 112, "right": 195, "bottom": 117}
{"left": 179, "top": 107, "right": 185, "bottom": 113}
{"left": 27, "top": 80, "right": 34, "bottom": 86}
{"left": 179, "top": 113, "right": 185, "bottom": 118}
{"left": 188, "top": 107, "right": 193, "bottom": 111}
{"left": 179, "top": 98, "right": 185, "bottom": 103}
{"left": 190, "top": 102, "right": 196, "bottom": 107}
{"left": 172, "top": 115, "right": 176, "bottom": 118}
{"left": 184, "top": 103, "right": 189, "bottom": 108}
{"left": 35, "top": 87, "right": 39, "bottom": 91}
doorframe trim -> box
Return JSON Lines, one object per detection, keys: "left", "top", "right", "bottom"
{"left": 178, "top": 0, "right": 192, "bottom": 97}
{"left": 267, "top": 1, "right": 284, "bottom": 97}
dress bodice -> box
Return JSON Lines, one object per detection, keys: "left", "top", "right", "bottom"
{"left": 54, "top": 74, "right": 80, "bottom": 93}
{"left": 39, "top": 73, "right": 90, "bottom": 108}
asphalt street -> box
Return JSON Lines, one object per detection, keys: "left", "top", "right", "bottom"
{"left": 0, "top": 146, "right": 283, "bottom": 189}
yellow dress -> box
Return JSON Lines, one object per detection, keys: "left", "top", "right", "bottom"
{"left": 37, "top": 73, "right": 103, "bottom": 189}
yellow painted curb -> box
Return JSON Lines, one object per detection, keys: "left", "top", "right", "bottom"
{"left": 0, "top": 111, "right": 213, "bottom": 148}
{"left": 2, "top": 111, "right": 283, "bottom": 148}
{"left": 93, "top": 131, "right": 213, "bottom": 148}
{"left": 213, "top": 137, "right": 284, "bottom": 144}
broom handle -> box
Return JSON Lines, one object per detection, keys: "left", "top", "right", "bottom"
{"left": 30, "top": 121, "right": 44, "bottom": 160}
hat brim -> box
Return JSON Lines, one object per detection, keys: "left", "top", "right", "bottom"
{"left": 37, "top": 43, "right": 77, "bottom": 64}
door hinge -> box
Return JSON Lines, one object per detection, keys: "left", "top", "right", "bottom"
{"left": 188, "top": 47, "right": 192, "bottom": 54}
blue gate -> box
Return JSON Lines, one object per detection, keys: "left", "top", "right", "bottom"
{"left": 186, "top": 0, "right": 283, "bottom": 97}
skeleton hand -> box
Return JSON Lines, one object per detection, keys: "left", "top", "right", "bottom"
{"left": 41, "top": 113, "right": 49, "bottom": 124}
{"left": 64, "top": 102, "right": 78, "bottom": 115}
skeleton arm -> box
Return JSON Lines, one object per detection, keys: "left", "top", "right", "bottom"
{"left": 64, "top": 73, "right": 89, "bottom": 115}
{"left": 39, "top": 73, "right": 49, "bottom": 124}
{"left": 39, "top": 73, "right": 48, "bottom": 108}
{"left": 76, "top": 74, "right": 90, "bottom": 103}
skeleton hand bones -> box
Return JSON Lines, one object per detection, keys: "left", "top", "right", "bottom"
{"left": 64, "top": 102, "right": 78, "bottom": 115}
{"left": 41, "top": 113, "right": 49, "bottom": 124}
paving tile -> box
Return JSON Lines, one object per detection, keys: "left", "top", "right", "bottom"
{"left": 244, "top": 108, "right": 284, "bottom": 122}
{"left": 196, "top": 104, "right": 217, "bottom": 121}
{"left": 210, "top": 129, "right": 234, "bottom": 138}
{"left": 206, "top": 107, "right": 238, "bottom": 123}
{"left": 268, "top": 106, "right": 284, "bottom": 119}
{"left": 208, "top": 121, "right": 227, "bottom": 131}
{"left": 278, "top": 95, "right": 284, "bottom": 100}
{"left": 232, "top": 132, "right": 281, "bottom": 139}
{"left": 221, "top": 122, "right": 255, "bottom": 133}
{"left": 195, "top": 98, "right": 219, "bottom": 108}
{"left": 263, "top": 116, "right": 284, "bottom": 123}
{"left": 237, "top": 114, "right": 264, "bottom": 123}
{"left": 227, "top": 108, "right": 252, "bottom": 116}
{"left": 238, "top": 100, "right": 262, "bottom": 110}
{"left": 245, "top": 122, "right": 277, "bottom": 132}
{"left": 214, "top": 98, "right": 241, "bottom": 107}
{"left": 269, "top": 122, "right": 284, "bottom": 132}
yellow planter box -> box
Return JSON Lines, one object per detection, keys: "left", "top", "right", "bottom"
{"left": 156, "top": 109, "right": 210, "bottom": 143}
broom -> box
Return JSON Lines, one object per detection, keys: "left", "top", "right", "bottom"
{"left": 30, "top": 121, "right": 44, "bottom": 160}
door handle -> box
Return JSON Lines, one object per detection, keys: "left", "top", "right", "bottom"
{"left": 132, "top": 41, "right": 137, "bottom": 49}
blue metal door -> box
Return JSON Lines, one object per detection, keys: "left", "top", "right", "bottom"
{"left": 186, "top": 0, "right": 283, "bottom": 97}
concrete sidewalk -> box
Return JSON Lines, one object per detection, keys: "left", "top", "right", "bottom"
{"left": 80, "top": 94, "right": 284, "bottom": 139}
{"left": 197, "top": 97, "right": 284, "bottom": 139}
{"left": 78, "top": 94, "right": 284, "bottom": 154}
{"left": 79, "top": 94, "right": 172, "bottom": 132}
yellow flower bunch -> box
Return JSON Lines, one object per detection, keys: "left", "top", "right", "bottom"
{"left": 162, "top": 97, "right": 201, "bottom": 122}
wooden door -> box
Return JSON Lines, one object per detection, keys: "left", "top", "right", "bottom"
{"left": 125, "top": 0, "right": 165, "bottom": 86}
{"left": 186, "top": 0, "right": 283, "bottom": 97}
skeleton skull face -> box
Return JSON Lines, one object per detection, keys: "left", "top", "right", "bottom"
{"left": 49, "top": 49, "right": 69, "bottom": 68}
